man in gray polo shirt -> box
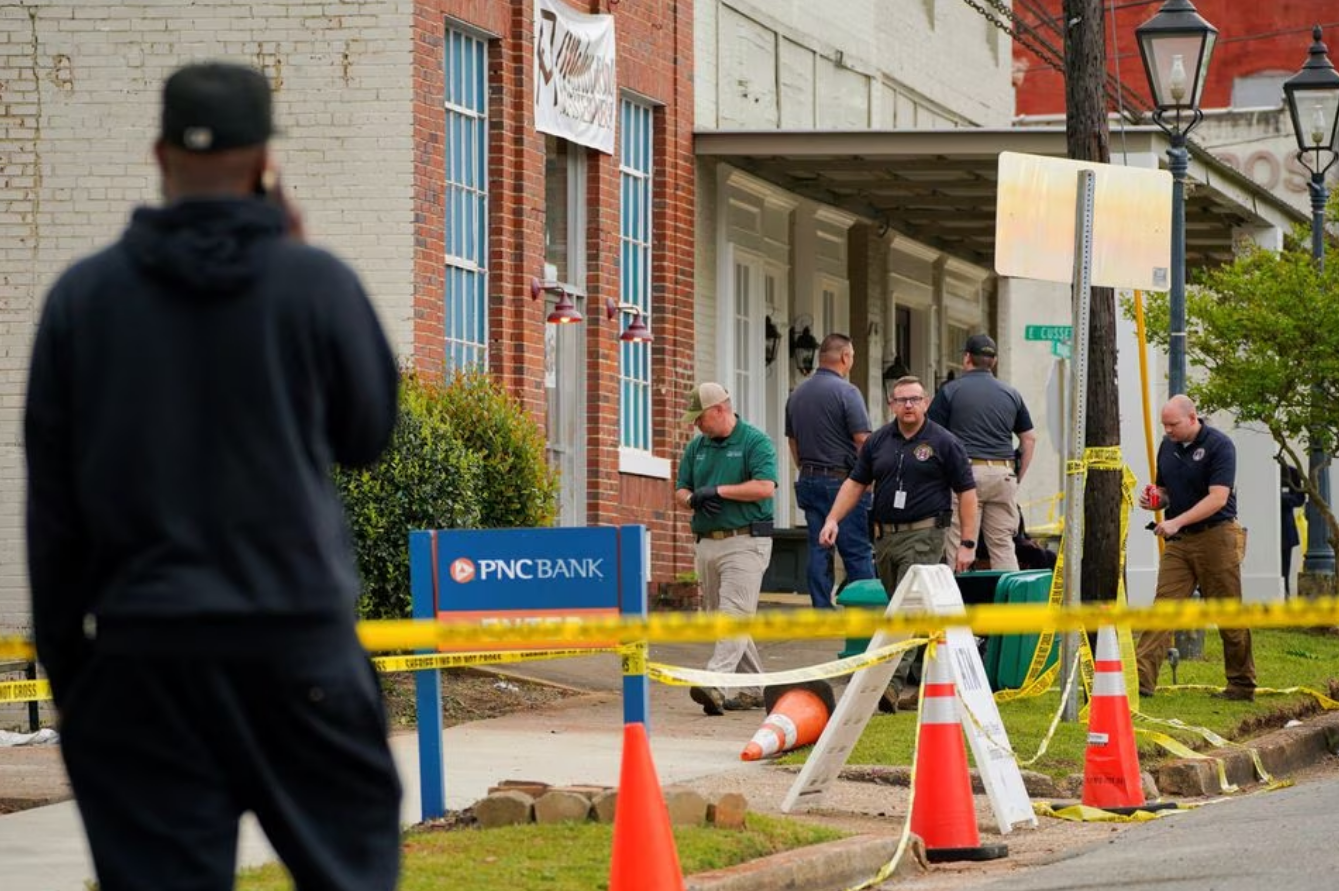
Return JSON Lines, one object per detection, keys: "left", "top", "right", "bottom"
{"left": 928, "top": 333, "right": 1036, "bottom": 571}
{"left": 785, "top": 333, "right": 875, "bottom": 608}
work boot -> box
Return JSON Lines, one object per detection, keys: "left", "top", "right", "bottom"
{"left": 690, "top": 686, "right": 725, "bottom": 716}
{"left": 877, "top": 682, "right": 900, "bottom": 714}
{"left": 1211, "top": 686, "right": 1255, "bottom": 702}
{"left": 897, "top": 686, "right": 919, "bottom": 711}
{"left": 722, "top": 691, "right": 764, "bottom": 711}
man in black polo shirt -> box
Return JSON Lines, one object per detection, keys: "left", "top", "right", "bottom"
{"left": 1135, "top": 395, "right": 1255, "bottom": 700}
{"left": 928, "top": 333, "right": 1035, "bottom": 571}
{"left": 785, "top": 333, "right": 875, "bottom": 608}
{"left": 822, "top": 376, "right": 978, "bottom": 709}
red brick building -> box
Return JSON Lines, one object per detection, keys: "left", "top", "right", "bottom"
{"left": 1013, "top": 0, "right": 1336, "bottom": 116}
{"left": 414, "top": 0, "right": 697, "bottom": 583}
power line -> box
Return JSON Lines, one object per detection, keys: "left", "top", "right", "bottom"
{"left": 983, "top": 0, "right": 1150, "bottom": 120}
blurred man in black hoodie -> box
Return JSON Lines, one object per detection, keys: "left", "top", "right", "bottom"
{"left": 24, "top": 62, "right": 401, "bottom": 891}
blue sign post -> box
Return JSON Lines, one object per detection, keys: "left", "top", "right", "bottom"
{"left": 409, "top": 525, "right": 647, "bottom": 820}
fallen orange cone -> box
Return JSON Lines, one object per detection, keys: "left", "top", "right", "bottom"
{"left": 740, "top": 680, "right": 835, "bottom": 761}
{"left": 1082, "top": 625, "right": 1146, "bottom": 810}
{"left": 909, "top": 643, "right": 1007, "bottom": 863}
{"left": 609, "top": 722, "right": 684, "bottom": 891}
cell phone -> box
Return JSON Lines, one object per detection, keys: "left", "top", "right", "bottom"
{"left": 254, "top": 168, "right": 280, "bottom": 203}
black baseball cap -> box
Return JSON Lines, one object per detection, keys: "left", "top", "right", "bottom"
{"left": 964, "top": 333, "right": 997, "bottom": 357}
{"left": 161, "top": 62, "right": 274, "bottom": 153}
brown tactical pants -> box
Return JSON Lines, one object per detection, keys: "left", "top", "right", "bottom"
{"left": 1135, "top": 521, "right": 1255, "bottom": 693}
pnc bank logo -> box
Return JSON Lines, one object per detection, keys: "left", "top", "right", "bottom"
{"left": 449, "top": 558, "right": 477, "bottom": 583}
{"left": 445, "top": 554, "right": 605, "bottom": 583}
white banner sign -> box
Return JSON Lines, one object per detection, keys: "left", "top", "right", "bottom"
{"left": 534, "top": 0, "right": 617, "bottom": 155}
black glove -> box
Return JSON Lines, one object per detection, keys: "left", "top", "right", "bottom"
{"left": 689, "top": 485, "right": 724, "bottom": 515}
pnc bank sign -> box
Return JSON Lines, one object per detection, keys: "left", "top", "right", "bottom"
{"left": 411, "top": 526, "right": 628, "bottom": 651}
{"left": 448, "top": 556, "right": 605, "bottom": 583}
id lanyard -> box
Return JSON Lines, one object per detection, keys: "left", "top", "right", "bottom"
{"left": 892, "top": 444, "right": 908, "bottom": 510}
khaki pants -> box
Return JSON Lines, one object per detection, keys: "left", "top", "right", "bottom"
{"left": 945, "top": 463, "right": 1019, "bottom": 571}
{"left": 696, "top": 535, "right": 772, "bottom": 698}
{"left": 1135, "top": 522, "right": 1255, "bottom": 693}
{"left": 875, "top": 527, "right": 946, "bottom": 691}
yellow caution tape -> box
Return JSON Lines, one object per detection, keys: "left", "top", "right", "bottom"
{"left": 1136, "top": 712, "right": 1295, "bottom": 790}
{"left": 1266, "top": 684, "right": 1339, "bottom": 710}
{"left": 842, "top": 638, "right": 942, "bottom": 891}
{"left": 0, "top": 678, "right": 50, "bottom": 704}
{"left": 1161, "top": 683, "right": 1339, "bottom": 710}
{"left": 620, "top": 642, "right": 647, "bottom": 677}
{"left": 5, "top": 596, "right": 1339, "bottom": 659}
{"left": 372, "top": 648, "right": 612, "bottom": 673}
{"left": 647, "top": 638, "right": 928, "bottom": 689}
{"left": 1015, "top": 649, "right": 1083, "bottom": 768}
{"left": 1134, "top": 726, "right": 1240, "bottom": 793}
{"left": 997, "top": 455, "right": 1138, "bottom": 705}
{"left": 1033, "top": 801, "right": 1178, "bottom": 823}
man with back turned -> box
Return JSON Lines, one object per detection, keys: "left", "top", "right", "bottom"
{"left": 25, "top": 62, "right": 402, "bottom": 890}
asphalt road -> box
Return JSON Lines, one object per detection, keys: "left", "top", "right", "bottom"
{"left": 898, "top": 756, "right": 1339, "bottom": 891}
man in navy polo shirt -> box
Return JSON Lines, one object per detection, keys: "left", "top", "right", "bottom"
{"left": 821, "top": 375, "right": 978, "bottom": 709}
{"left": 1135, "top": 395, "right": 1255, "bottom": 701}
{"left": 928, "top": 333, "right": 1035, "bottom": 570}
{"left": 785, "top": 333, "right": 875, "bottom": 608}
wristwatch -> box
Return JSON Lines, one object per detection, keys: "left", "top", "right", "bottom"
{"left": 960, "top": 539, "right": 977, "bottom": 549}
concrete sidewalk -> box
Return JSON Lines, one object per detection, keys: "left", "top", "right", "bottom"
{"left": 1, "top": 632, "right": 854, "bottom": 891}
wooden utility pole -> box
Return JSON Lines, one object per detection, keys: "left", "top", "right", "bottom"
{"left": 1063, "top": 0, "right": 1121, "bottom": 604}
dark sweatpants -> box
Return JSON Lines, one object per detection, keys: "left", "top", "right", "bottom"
{"left": 59, "top": 638, "right": 402, "bottom": 891}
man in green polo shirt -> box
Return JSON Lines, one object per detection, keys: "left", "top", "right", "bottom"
{"left": 676, "top": 382, "right": 778, "bottom": 715}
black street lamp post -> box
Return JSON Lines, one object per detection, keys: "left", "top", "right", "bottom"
{"left": 1284, "top": 26, "right": 1339, "bottom": 588}
{"left": 1136, "top": 0, "right": 1218, "bottom": 399}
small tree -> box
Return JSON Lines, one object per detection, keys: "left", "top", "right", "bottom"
{"left": 1131, "top": 211, "right": 1339, "bottom": 553}
{"left": 335, "top": 374, "right": 485, "bottom": 618}
{"left": 334, "top": 370, "right": 562, "bottom": 618}
{"left": 431, "top": 370, "right": 561, "bottom": 529}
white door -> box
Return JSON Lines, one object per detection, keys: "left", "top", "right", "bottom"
{"left": 764, "top": 263, "right": 794, "bottom": 527}
{"left": 546, "top": 315, "right": 587, "bottom": 527}
{"left": 730, "top": 251, "right": 766, "bottom": 425}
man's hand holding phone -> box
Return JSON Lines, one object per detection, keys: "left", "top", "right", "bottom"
{"left": 257, "top": 166, "right": 305, "bottom": 242}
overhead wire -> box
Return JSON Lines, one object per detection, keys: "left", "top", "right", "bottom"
{"left": 1016, "top": 0, "right": 1152, "bottom": 121}
{"left": 963, "top": 0, "right": 1148, "bottom": 123}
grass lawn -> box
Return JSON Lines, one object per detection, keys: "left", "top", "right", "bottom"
{"left": 234, "top": 813, "right": 845, "bottom": 891}
{"left": 779, "top": 627, "right": 1339, "bottom": 777}
{"left": 234, "top": 629, "right": 1336, "bottom": 890}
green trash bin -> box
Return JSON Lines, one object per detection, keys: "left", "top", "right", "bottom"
{"left": 985, "top": 569, "right": 1057, "bottom": 691}
{"left": 835, "top": 579, "right": 889, "bottom": 658}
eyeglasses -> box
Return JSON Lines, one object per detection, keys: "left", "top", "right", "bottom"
{"left": 890, "top": 396, "right": 924, "bottom": 406}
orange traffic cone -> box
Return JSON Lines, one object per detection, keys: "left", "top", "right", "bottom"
{"left": 609, "top": 722, "right": 684, "bottom": 891}
{"left": 1081, "top": 625, "right": 1147, "bottom": 811}
{"left": 909, "top": 644, "right": 1008, "bottom": 863}
{"left": 740, "top": 681, "right": 835, "bottom": 761}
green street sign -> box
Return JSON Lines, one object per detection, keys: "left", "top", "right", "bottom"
{"left": 1051, "top": 340, "right": 1072, "bottom": 360}
{"left": 1025, "top": 325, "right": 1073, "bottom": 342}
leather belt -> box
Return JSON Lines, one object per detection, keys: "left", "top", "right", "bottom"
{"left": 875, "top": 516, "right": 939, "bottom": 539}
{"left": 1181, "top": 518, "right": 1233, "bottom": 536}
{"left": 697, "top": 526, "right": 751, "bottom": 542}
{"left": 799, "top": 465, "right": 849, "bottom": 479}
{"left": 970, "top": 458, "right": 1013, "bottom": 467}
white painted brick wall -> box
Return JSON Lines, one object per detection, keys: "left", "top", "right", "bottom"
{"left": 0, "top": 0, "right": 413, "bottom": 636}
{"left": 697, "top": 0, "right": 1014, "bottom": 131}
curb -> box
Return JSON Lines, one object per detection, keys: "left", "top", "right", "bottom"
{"left": 1155, "top": 709, "right": 1339, "bottom": 795}
{"left": 685, "top": 833, "right": 920, "bottom": 891}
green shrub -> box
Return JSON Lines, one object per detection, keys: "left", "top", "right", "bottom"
{"left": 334, "top": 374, "right": 485, "bottom": 619}
{"left": 431, "top": 369, "right": 560, "bottom": 529}
{"left": 334, "top": 370, "right": 559, "bottom": 619}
